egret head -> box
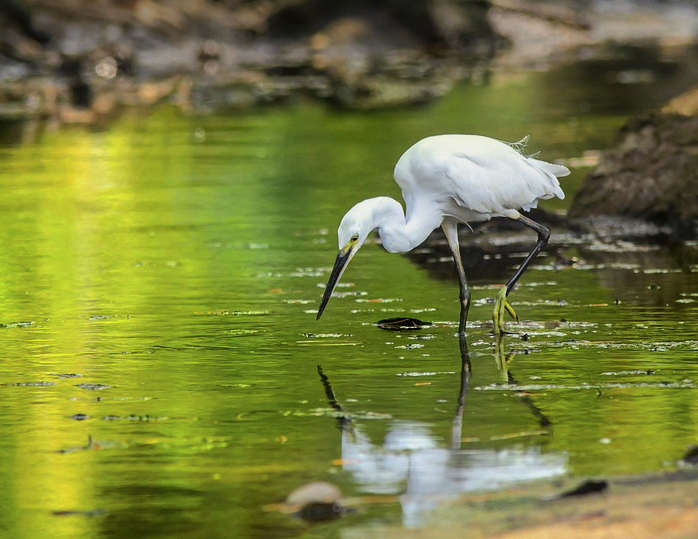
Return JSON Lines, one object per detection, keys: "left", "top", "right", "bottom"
{"left": 316, "top": 200, "right": 377, "bottom": 319}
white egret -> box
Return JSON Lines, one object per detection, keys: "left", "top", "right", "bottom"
{"left": 316, "top": 134, "right": 569, "bottom": 335}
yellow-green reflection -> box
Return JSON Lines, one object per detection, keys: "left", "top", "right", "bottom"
{"left": 0, "top": 60, "right": 697, "bottom": 538}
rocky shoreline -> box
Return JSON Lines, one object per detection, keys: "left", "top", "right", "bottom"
{"left": 1, "top": 0, "right": 696, "bottom": 119}
{"left": 3, "top": 0, "right": 698, "bottom": 234}
{"left": 0, "top": 0, "right": 497, "bottom": 120}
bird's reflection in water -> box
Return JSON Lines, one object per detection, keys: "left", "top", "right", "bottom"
{"left": 494, "top": 334, "right": 553, "bottom": 429}
{"left": 317, "top": 334, "right": 565, "bottom": 527}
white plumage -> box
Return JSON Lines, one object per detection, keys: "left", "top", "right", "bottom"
{"left": 317, "top": 134, "right": 569, "bottom": 335}
{"left": 394, "top": 135, "right": 565, "bottom": 220}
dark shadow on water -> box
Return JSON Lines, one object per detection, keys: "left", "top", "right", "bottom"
{"left": 397, "top": 211, "right": 698, "bottom": 310}
{"left": 398, "top": 209, "right": 570, "bottom": 284}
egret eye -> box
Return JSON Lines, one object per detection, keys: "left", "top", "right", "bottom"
{"left": 350, "top": 234, "right": 359, "bottom": 242}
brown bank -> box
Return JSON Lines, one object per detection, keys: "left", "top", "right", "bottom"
{"left": 570, "top": 86, "right": 698, "bottom": 241}
{"left": 273, "top": 466, "right": 698, "bottom": 538}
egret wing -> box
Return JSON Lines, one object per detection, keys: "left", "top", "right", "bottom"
{"left": 394, "top": 134, "right": 567, "bottom": 220}
{"left": 438, "top": 139, "right": 566, "bottom": 215}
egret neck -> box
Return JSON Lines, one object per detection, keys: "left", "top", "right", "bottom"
{"left": 367, "top": 196, "right": 441, "bottom": 254}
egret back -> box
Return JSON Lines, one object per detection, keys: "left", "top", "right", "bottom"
{"left": 393, "top": 135, "right": 568, "bottom": 223}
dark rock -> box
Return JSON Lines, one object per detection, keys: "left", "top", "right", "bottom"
{"left": 284, "top": 481, "right": 355, "bottom": 521}
{"left": 0, "top": 0, "right": 51, "bottom": 45}
{"left": 569, "top": 110, "right": 698, "bottom": 240}
{"left": 296, "top": 501, "right": 347, "bottom": 522}
{"left": 0, "top": 0, "right": 503, "bottom": 120}
{"left": 555, "top": 479, "right": 608, "bottom": 498}
{"left": 1, "top": 0, "right": 694, "bottom": 121}
{"left": 265, "top": 0, "right": 495, "bottom": 52}
{"left": 681, "top": 445, "right": 698, "bottom": 465}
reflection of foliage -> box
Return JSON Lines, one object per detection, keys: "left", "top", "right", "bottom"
{"left": 1, "top": 77, "right": 697, "bottom": 538}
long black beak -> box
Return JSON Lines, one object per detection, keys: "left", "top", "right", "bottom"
{"left": 317, "top": 248, "right": 352, "bottom": 320}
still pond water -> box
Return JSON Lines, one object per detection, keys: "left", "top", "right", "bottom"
{"left": 1, "top": 54, "right": 698, "bottom": 538}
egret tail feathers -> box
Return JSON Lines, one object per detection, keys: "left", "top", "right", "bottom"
{"left": 530, "top": 158, "right": 570, "bottom": 178}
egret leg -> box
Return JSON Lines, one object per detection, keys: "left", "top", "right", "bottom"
{"left": 493, "top": 214, "right": 551, "bottom": 334}
{"left": 443, "top": 220, "right": 470, "bottom": 336}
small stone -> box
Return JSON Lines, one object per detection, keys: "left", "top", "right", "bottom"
{"left": 286, "top": 481, "right": 342, "bottom": 506}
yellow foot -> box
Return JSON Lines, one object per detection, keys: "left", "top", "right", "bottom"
{"left": 493, "top": 288, "right": 518, "bottom": 334}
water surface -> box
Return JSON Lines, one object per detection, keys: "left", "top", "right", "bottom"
{"left": 1, "top": 53, "right": 698, "bottom": 538}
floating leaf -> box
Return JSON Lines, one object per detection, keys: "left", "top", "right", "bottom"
{"left": 102, "top": 415, "right": 168, "bottom": 422}
{"left": 204, "top": 310, "right": 270, "bottom": 316}
{"left": 296, "top": 340, "right": 359, "bottom": 346}
{"left": 395, "top": 343, "right": 425, "bottom": 350}
{"left": 76, "top": 383, "right": 112, "bottom": 391}
{"left": 56, "top": 436, "right": 126, "bottom": 454}
{"left": 376, "top": 317, "right": 432, "bottom": 330}
{"left": 7, "top": 381, "right": 57, "bottom": 387}
{"left": 396, "top": 371, "right": 456, "bottom": 377}
{"left": 1, "top": 321, "right": 34, "bottom": 328}
{"left": 600, "top": 370, "right": 655, "bottom": 376}
{"left": 476, "top": 380, "right": 695, "bottom": 391}
{"left": 223, "top": 329, "right": 262, "bottom": 337}
{"left": 52, "top": 509, "right": 106, "bottom": 518}
{"left": 301, "top": 333, "right": 348, "bottom": 338}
